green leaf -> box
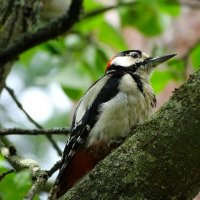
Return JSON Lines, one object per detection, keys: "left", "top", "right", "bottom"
{"left": 94, "top": 48, "right": 109, "bottom": 75}
{"left": 62, "top": 86, "right": 84, "bottom": 100}
{"left": 167, "top": 58, "right": 185, "bottom": 80}
{"left": 120, "top": 0, "right": 179, "bottom": 36}
{"left": 84, "top": 0, "right": 103, "bottom": 12}
{"left": 190, "top": 43, "right": 200, "bottom": 70}
{"left": 19, "top": 47, "right": 39, "bottom": 68}
{"left": 55, "top": 62, "right": 92, "bottom": 100}
{"left": 55, "top": 63, "right": 92, "bottom": 89}
{"left": 82, "top": 45, "right": 108, "bottom": 80}
{"left": 43, "top": 39, "right": 66, "bottom": 55}
{"left": 64, "top": 34, "right": 85, "bottom": 50}
{"left": 120, "top": 2, "right": 161, "bottom": 35}
{"left": 0, "top": 169, "right": 36, "bottom": 200}
{"left": 76, "top": 16, "right": 127, "bottom": 50}
{"left": 98, "top": 21, "right": 128, "bottom": 50}
{"left": 75, "top": 12, "right": 104, "bottom": 34}
{"left": 151, "top": 70, "right": 172, "bottom": 93}
{"left": 159, "top": 0, "right": 180, "bottom": 16}
{"left": 0, "top": 155, "right": 4, "bottom": 161}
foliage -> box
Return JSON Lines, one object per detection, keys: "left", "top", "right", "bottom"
{"left": 120, "top": 0, "right": 180, "bottom": 35}
{"left": 191, "top": 43, "right": 200, "bottom": 70}
{"left": 0, "top": 156, "right": 37, "bottom": 200}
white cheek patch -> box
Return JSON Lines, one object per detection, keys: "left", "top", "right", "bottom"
{"left": 111, "top": 56, "right": 136, "bottom": 67}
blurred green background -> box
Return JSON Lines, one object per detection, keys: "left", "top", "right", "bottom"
{"left": 0, "top": 0, "right": 200, "bottom": 199}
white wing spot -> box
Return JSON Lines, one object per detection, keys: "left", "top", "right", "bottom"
{"left": 86, "top": 125, "right": 90, "bottom": 131}
{"left": 68, "top": 150, "right": 75, "bottom": 157}
{"left": 77, "top": 136, "right": 83, "bottom": 143}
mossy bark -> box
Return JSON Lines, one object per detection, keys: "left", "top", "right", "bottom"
{"left": 61, "top": 70, "right": 200, "bottom": 200}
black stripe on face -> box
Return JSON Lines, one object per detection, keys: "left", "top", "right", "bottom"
{"left": 128, "top": 73, "right": 143, "bottom": 94}
{"left": 106, "top": 64, "right": 138, "bottom": 73}
{"left": 106, "top": 60, "right": 145, "bottom": 74}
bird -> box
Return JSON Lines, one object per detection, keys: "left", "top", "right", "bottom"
{"left": 49, "top": 50, "right": 175, "bottom": 199}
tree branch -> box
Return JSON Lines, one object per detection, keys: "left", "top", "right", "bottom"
{"left": 82, "top": 1, "right": 137, "bottom": 20}
{"left": 60, "top": 70, "right": 200, "bottom": 200}
{"left": 46, "top": 160, "right": 62, "bottom": 178}
{"left": 24, "top": 172, "right": 48, "bottom": 200}
{"left": 5, "top": 85, "right": 43, "bottom": 129}
{"left": 0, "top": 169, "right": 14, "bottom": 181}
{"left": 0, "top": 127, "right": 70, "bottom": 136}
{"left": 0, "top": 0, "right": 198, "bottom": 68}
{"left": 82, "top": 0, "right": 199, "bottom": 20}
{"left": 0, "top": 0, "right": 83, "bottom": 66}
{"left": 0, "top": 139, "right": 60, "bottom": 199}
{"left": 0, "top": 140, "right": 40, "bottom": 171}
{"left": 0, "top": 141, "right": 47, "bottom": 200}
{"left": 5, "top": 85, "right": 63, "bottom": 156}
{"left": 0, "top": 0, "right": 15, "bottom": 25}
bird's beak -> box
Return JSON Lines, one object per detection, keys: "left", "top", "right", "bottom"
{"left": 146, "top": 54, "right": 176, "bottom": 67}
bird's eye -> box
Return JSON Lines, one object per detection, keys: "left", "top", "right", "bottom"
{"left": 130, "top": 52, "right": 139, "bottom": 58}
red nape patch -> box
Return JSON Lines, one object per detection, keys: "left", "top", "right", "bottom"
{"left": 105, "top": 56, "right": 115, "bottom": 72}
{"left": 57, "top": 149, "right": 98, "bottom": 198}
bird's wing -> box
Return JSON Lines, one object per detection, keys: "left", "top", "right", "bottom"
{"left": 55, "top": 72, "right": 124, "bottom": 184}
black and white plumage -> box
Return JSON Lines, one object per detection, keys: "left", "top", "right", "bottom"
{"left": 51, "top": 50, "right": 176, "bottom": 199}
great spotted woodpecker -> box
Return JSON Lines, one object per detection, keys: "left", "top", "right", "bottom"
{"left": 50, "top": 50, "right": 175, "bottom": 199}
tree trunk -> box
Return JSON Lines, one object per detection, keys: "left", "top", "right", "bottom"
{"left": 0, "top": 0, "right": 39, "bottom": 92}
{"left": 60, "top": 70, "right": 200, "bottom": 200}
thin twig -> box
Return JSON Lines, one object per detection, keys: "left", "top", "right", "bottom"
{"left": 24, "top": 158, "right": 62, "bottom": 199}
{"left": 5, "top": 85, "right": 42, "bottom": 129}
{"left": 82, "top": 1, "right": 137, "bottom": 19}
{"left": 24, "top": 173, "right": 48, "bottom": 200}
{"left": 0, "top": 140, "right": 48, "bottom": 200}
{"left": 4, "top": 85, "right": 63, "bottom": 156}
{"left": 0, "top": 127, "right": 70, "bottom": 136}
{"left": 0, "top": 137, "right": 22, "bottom": 170}
{"left": 0, "top": 141, "right": 33, "bottom": 169}
{"left": 82, "top": 0, "right": 200, "bottom": 20}
{"left": 46, "top": 135, "right": 62, "bottom": 156}
{"left": 46, "top": 160, "right": 62, "bottom": 177}
{"left": 0, "top": 169, "right": 15, "bottom": 181}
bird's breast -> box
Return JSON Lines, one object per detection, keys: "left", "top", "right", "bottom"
{"left": 87, "top": 74, "right": 155, "bottom": 146}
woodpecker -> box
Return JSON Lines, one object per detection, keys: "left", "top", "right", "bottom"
{"left": 50, "top": 50, "right": 175, "bottom": 199}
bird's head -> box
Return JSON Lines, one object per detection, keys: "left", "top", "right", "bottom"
{"left": 106, "top": 50, "right": 176, "bottom": 78}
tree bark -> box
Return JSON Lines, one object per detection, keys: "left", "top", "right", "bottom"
{"left": 60, "top": 70, "right": 200, "bottom": 200}
{"left": 0, "top": 0, "right": 39, "bottom": 92}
